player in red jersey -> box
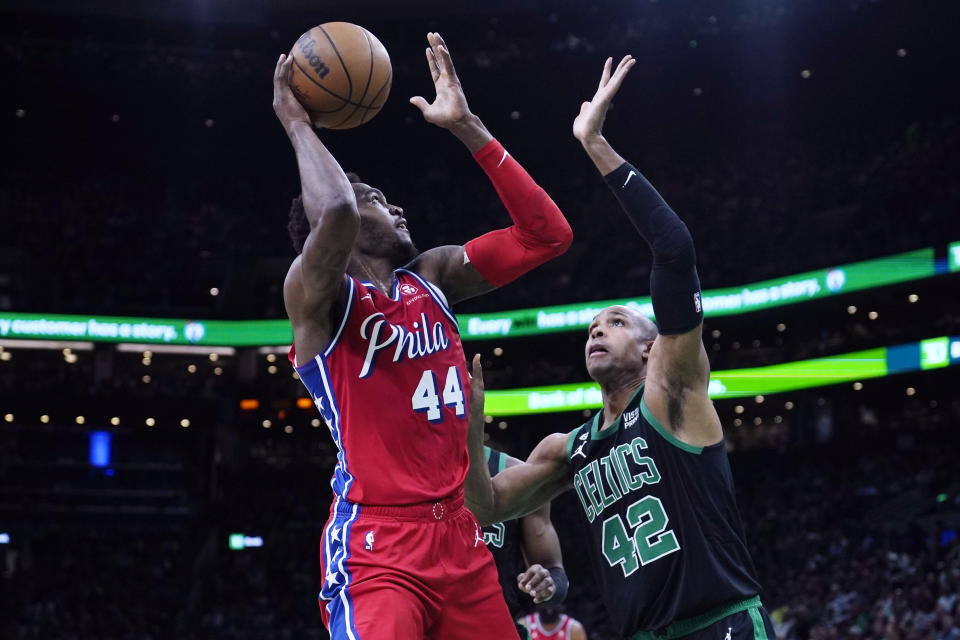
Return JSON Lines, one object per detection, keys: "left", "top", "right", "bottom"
{"left": 521, "top": 604, "right": 588, "bottom": 640}
{"left": 272, "top": 32, "right": 573, "bottom": 640}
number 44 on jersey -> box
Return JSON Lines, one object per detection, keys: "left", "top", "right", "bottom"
{"left": 412, "top": 365, "right": 465, "bottom": 422}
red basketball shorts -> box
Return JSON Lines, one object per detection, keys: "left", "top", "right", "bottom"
{"left": 318, "top": 490, "right": 519, "bottom": 640}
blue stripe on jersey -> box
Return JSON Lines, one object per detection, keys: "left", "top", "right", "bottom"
{"left": 339, "top": 503, "right": 361, "bottom": 639}
{"left": 315, "top": 355, "right": 353, "bottom": 498}
{"left": 396, "top": 268, "right": 460, "bottom": 333}
{"left": 294, "top": 277, "right": 355, "bottom": 500}
{"left": 321, "top": 502, "right": 363, "bottom": 640}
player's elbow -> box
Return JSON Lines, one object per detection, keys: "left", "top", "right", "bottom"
{"left": 533, "top": 188, "right": 574, "bottom": 255}
{"left": 653, "top": 219, "right": 696, "bottom": 271}
{"left": 550, "top": 216, "right": 574, "bottom": 256}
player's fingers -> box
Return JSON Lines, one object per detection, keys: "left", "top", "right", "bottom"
{"left": 606, "top": 57, "right": 635, "bottom": 95}
{"left": 425, "top": 48, "right": 440, "bottom": 83}
{"left": 428, "top": 32, "right": 456, "bottom": 77}
{"left": 280, "top": 54, "right": 296, "bottom": 84}
{"left": 469, "top": 354, "right": 485, "bottom": 417}
{"left": 518, "top": 565, "right": 550, "bottom": 592}
{"left": 409, "top": 96, "right": 430, "bottom": 113}
{"left": 427, "top": 33, "right": 442, "bottom": 72}
{"left": 598, "top": 56, "right": 613, "bottom": 91}
{"left": 436, "top": 45, "right": 458, "bottom": 81}
{"left": 470, "top": 354, "right": 485, "bottom": 393}
{"left": 531, "top": 574, "right": 556, "bottom": 603}
{"left": 470, "top": 353, "right": 482, "bottom": 383}
{"left": 532, "top": 580, "right": 556, "bottom": 603}
{"left": 273, "top": 53, "right": 286, "bottom": 86}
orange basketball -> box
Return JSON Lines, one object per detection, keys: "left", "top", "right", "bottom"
{"left": 289, "top": 22, "right": 392, "bottom": 130}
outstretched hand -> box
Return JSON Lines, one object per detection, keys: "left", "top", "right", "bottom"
{"left": 409, "top": 32, "right": 474, "bottom": 129}
{"left": 573, "top": 55, "right": 635, "bottom": 142}
{"left": 273, "top": 53, "right": 311, "bottom": 133}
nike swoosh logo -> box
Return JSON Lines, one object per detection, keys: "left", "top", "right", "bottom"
{"left": 497, "top": 150, "right": 509, "bottom": 168}
{"left": 622, "top": 170, "right": 637, "bottom": 188}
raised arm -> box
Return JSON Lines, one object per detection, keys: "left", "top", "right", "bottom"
{"left": 407, "top": 33, "right": 573, "bottom": 305}
{"left": 465, "top": 355, "right": 573, "bottom": 526}
{"left": 574, "top": 57, "right": 720, "bottom": 445}
{"left": 274, "top": 54, "right": 360, "bottom": 361}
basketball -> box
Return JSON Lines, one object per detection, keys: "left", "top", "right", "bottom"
{"left": 288, "top": 22, "right": 392, "bottom": 130}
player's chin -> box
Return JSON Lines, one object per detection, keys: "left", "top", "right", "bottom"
{"left": 585, "top": 358, "right": 612, "bottom": 382}
{"left": 397, "top": 236, "right": 418, "bottom": 261}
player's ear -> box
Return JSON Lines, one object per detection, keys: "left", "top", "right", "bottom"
{"left": 641, "top": 340, "right": 655, "bottom": 360}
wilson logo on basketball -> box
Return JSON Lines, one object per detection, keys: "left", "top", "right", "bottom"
{"left": 399, "top": 284, "right": 419, "bottom": 296}
{"left": 295, "top": 35, "right": 330, "bottom": 79}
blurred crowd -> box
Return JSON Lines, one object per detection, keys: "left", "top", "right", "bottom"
{"left": 3, "top": 394, "right": 959, "bottom": 639}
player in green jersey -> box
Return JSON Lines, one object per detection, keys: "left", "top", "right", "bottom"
{"left": 465, "top": 56, "right": 776, "bottom": 640}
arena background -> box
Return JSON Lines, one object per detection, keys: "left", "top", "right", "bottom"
{"left": 2, "top": 0, "right": 959, "bottom": 638}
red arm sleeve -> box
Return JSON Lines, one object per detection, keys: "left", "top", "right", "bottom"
{"left": 464, "top": 139, "right": 573, "bottom": 288}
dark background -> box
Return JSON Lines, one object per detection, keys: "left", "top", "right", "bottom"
{"left": 1, "top": 1, "right": 959, "bottom": 638}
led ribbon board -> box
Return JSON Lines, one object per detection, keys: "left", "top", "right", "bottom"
{"left": 0, "top": 313, "right": 291, "bottom": 347}
{"left": 461, "top": 248, "right": 935, "bottom": 338}
{"left": 950, "top": 241, "right": 960, "bottom": 272}
{"left": 482, "top": 336, "right": 960, "bottom": 416}
{"left": 0, "top": 246, "right": 944, "bottom": 346}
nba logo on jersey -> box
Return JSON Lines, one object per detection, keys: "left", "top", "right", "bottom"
{"left": 399, "top": 283, "right": 419, "bottom": 296}
{"left": 694, "top": 291, "right": 702, "bottom": 313}
{"left": 364, "top": 530, "right": 375, "bottom": 551}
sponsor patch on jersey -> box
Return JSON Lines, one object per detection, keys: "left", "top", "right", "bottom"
{"left": 624, "top": 407, "right": 640, "bottom": 428}
{"left": 399, "top": 283, "right": 419, "bottom": 296}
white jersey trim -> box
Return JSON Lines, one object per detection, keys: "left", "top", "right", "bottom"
{"left": 323, "top": 277, "right": 357, "bottom": 359}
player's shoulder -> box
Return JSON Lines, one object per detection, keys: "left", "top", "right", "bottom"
{"left": 404, "top": 246, "right": 459, "bottom": 281}
{"left": 283, "top": 256, "right": 310, "bottom": 321}
{"left": 284, "top": 256, "right": 352, "bottom": 312}
{"left": 568, "top": 617, "right": 587, "bottom": 639}
{"left": 561, "top": 419, "right": 592, "bottom": 457}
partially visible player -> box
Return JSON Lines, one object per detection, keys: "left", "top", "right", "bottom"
{"left": 464, "top": 56, "right": 776, "bottom": 640}
{"left": 520, "top": 603, "right": 587, "bottom": 640}
{"left": 273, "top": 31, "right": 572, "bottom": 640}
{"left": 480, "top": 445, "right": 568, "bottom": 637}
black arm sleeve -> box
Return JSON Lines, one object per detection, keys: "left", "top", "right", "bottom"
{"left": 603, "top": 161, "right": 704, "bottom": 335}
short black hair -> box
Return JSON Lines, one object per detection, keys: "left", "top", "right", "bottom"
{"left": 287, "top": 172, "right": 363, "bottom": 254}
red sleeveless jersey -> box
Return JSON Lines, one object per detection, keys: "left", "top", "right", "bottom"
{"left": 524, "top": 613, "right": 572, "bottom": 640}
{"left": 291, "top": 269, "right": 469, "bottom": 505}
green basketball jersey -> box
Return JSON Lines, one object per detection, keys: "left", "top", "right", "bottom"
{"left": 566, "top": 384, "right": 760, "bottom": 635}
{"left": 482, "top": 446, "right": 527, "bottom": 617}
